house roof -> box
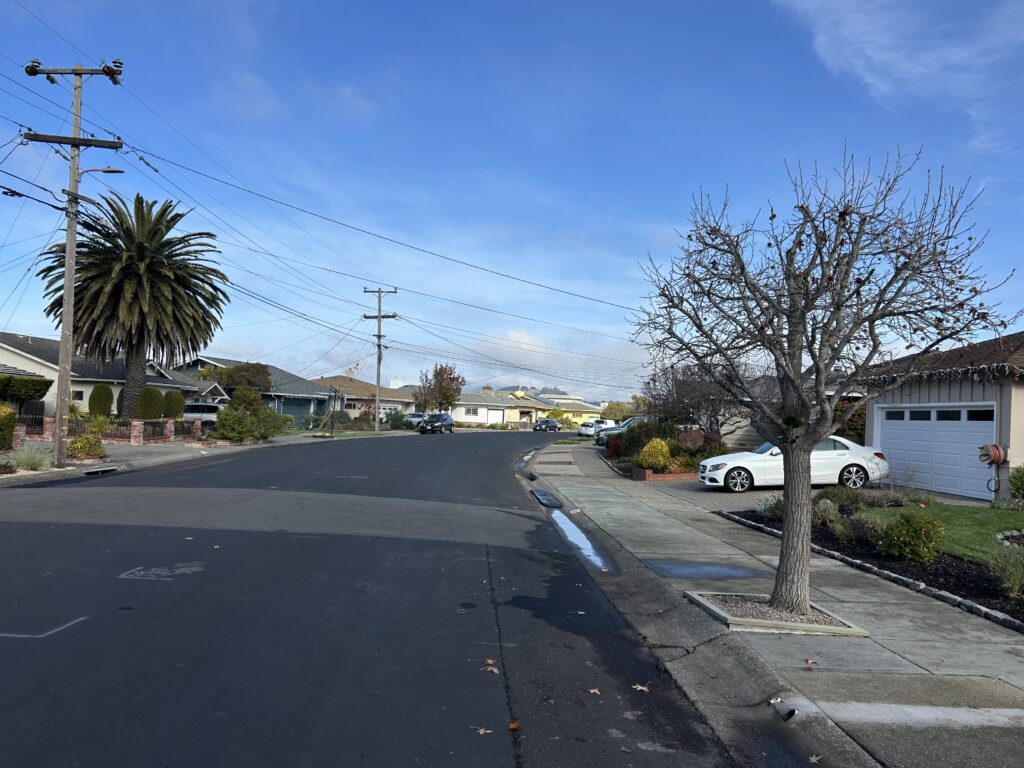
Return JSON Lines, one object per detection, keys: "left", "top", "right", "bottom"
{"left": 458, "top": 390, "right": 545, "bottom": 409}
{"left": 873, "top": 331, "right": 1024, "bottom": 378}
{"left": 0, "top": 332, "right": 197, "bottom": 390}
{"left": 313, "top": 374, "right": 415, "bottom": 403}
{"left": 0, "top": 361, "right": 43, "bottom": 378}
{"left": 193, "top": 355, "right": 330, "bottom": 398}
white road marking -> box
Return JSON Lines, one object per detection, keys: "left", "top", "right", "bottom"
{"left": 119, "top": 562, "right": 205, "bottom": 581}
{"left": 819, "top": 702, "right": 1024, "bottom": 728}
{"left": 0, "top": 615, "right": 90, "bottom": 639}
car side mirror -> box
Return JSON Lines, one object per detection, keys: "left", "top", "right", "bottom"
{"left": 770, "top": 448, "right": 781, "bottom": 456}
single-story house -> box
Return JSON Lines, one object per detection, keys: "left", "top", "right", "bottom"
{"left": 532, "top": 393, "right": 604, "bottom": 425}
{"left": 0, "top": 331, "right": 197, "bottom": 414}
{"left": 176, "top": 355, "right": 331, "bottom": 420}
{"left": 863, "top": 331, "right": 1024, "bottom": 501}
{"left": 452, "top": 389, "right": 548, "bottom": 426}
{"left": 313, "top": 374, "right": 415, "bottom": 419}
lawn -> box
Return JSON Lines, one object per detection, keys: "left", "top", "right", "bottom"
{"left": 854, "top": 502, "right": 1024, "bottom": 565}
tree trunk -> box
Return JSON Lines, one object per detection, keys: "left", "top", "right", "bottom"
{"left": 121, "top": 341, "right": 148, "bottom": 418}
{"left": 770, "top": 442, "right": 813, "bottom": 613}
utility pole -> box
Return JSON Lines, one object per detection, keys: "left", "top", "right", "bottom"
{"left": 24, "top": 60, "right": 123, "bottom": 467}
{"left": 363, "top": 288, "right": 397, "bottom": 434}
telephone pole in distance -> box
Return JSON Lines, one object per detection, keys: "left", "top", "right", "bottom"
{"left": 363, "top": 288, "right": 397, "bottom": 434}
{"left": 24, "top": 59, "right": 123, "bottom": 467}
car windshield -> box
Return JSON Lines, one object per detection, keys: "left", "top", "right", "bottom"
{"left": 426, "top": 414, "right": 444, "bottom": 422}
{"left": 752, "top": 441, "right": 777, "bottom": 454}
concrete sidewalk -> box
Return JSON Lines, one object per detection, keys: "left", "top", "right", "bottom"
{"left": 532, "top": 443, "right": 1024, "bottom": 768}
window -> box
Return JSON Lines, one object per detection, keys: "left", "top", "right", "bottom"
{"left": 465, "top": 407, "right": 479, "bottom": 416}
{"left": 909, "top": 410, "right": 931, "bottom": 421}
{"left": 967, "top": 409, "right": 995, "bottom": 422}
{"left": 936, "top": 410, "right": 962, "bottom": 421}
{"left": 813, "top": 439, "right": 840, "bottom": 452}
{"left": 885, "top": 410, "right": 905, "bottom": 421}
{"left": 71, "top": 390, "right": 84, "bottom": 401}
{"left": 345, "top": 402, "right": 358, "bottom": 410}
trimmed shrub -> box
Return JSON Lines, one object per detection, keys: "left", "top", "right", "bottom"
{"left": 0, "top": 403, "right": 15, "bottom": 450}
{"left": 67, "top": 434, "right": 107, "bottom": 459}
{"left": 621, "top": 421, "right": 677, "bottom": 458}
{"left": 388, "top": 410, "right": 408, "bottom": 430}
{"left": 607, "top": 434, "right": 624, "bottom": 459}
{"left": 991, "top": 548, "right": 1024, "bottom": 598}
{"left": 116, "top": 388, "right": 124, "bottom": 416}
{"left": 209, "top": 409, "right": 255, "bottom": 442}
{"left": 636, "top": 438, "right": 672, "bottom": 472}
{"left": 755, "top": 494, "right": 784, "bottom": 522}
{"left": 88, "top": 384, "right": 113, "bottom": 416}
{"left": 812, "top": 498, "right": 840, "bottom": 528}
{"left": 859, "top": 488, "right": 907, "bottom": 508}
{"left": 163, "top": 390, "right": 185, "bottom": 419}
{"left": 813, "top": 486, "right": 865, "bottom": 512}
{"left": 877, "top": 511, "right": 945, "bottom": 563}
{"left": 12, "top": 447, "right": 51, "bottom": 471}
{"left": 137, "top": 388, "right": 165, "bottom": 419}
{"left": 1009, "top": 466, "right": 1024, "bottom": 504}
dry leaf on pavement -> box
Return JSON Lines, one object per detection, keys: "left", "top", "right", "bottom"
{"left": 587, "top": 688, "right": 601, "bottom": 695}
{"left": 473, "top": 727, "right": 493, "bottom": 735}
{"left": 508, "top": 721, "right": 520, "bottom": 731}
{"left": 808, "top": 756, "right": 822, "bottom": 765}
{"left": 631, "top": 683, "right": 650, "bottom": 693}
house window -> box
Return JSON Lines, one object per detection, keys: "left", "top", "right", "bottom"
{"left": 71, "top": 390, "right": 84, "bottom": 401}
{"left": 909, "top": 410, "right": 931, "bottom": 421}
{"left": 885, "top": 410, "right": 905, "bottom": 421}
{"left": 936, "top": 410, "right": 962, "bottom": 421}
{"left": 967, "top": 409, "right": 995, "bottom": 422}
{"left": 465, "top": 407, "right": 479, "bottom": 416}
{"left": 345, "top": 402, "right": 358, "bottom": 410}
{"left": 572, "top": 412, "right": 581, "bottom": 418}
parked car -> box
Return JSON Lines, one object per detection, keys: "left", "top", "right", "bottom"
{"left": 181, "top": 402, "right": 226, "bottom": 429}
{"left": 591, "top": 418, "right": 617, "bottom": 431}
{"left": 534, "top": 418, "right": 563, "bottom": 432}
{"left": 419, "top": 413, "right": 454, "bottom": 434}
{"left": 404, "top": 412, "right": 426, "bottom": 427}
{"left": 577, "top": 422, "right": 595, "bottom": 436}
{"left": 699, "top": 437, "right": 889, "bottom": 493}
{"left": 595, "top": 415, "right": 649, "bottom": 446}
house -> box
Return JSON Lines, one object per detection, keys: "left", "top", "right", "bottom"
{"left": 863, "top": 331, "right": 1024, "bottom": 501}
{"left": 176, "top": 355, "right": 331, "bottom": 420}
{"left": 313, "top": 374, "right": 416, "bottom": 419}
{"left": 0, "top": 331, "right": 196, "bottom": 414}
{"left": 452, "top": 389, "right": 548, "bottom": 426}
{"left": 532, "top": 392, "right": 604, "bottom": 425}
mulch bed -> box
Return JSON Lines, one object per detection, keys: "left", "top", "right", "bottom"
{"left": 736, "top": 510, "right": 1024, "bottom": 624}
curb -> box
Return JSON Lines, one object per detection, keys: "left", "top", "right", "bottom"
{"left": 594, "top": 449, "right": 631, "bottom": 477}
{"left": 712, "top": 509, "right": 1024, "bottom": 636}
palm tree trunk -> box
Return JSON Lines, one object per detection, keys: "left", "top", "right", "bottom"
{"left": 121, "top": 341, "right": 147, "bottom": 418}
{"left": 770, "top": 442, "right": 813, "bottom": 614}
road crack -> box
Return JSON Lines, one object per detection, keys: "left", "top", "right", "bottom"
{"left": 485, "top": 545, "right": 523, "bottom": 768}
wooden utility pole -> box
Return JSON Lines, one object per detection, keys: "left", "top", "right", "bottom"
{"left": 363, "top": 288, "right": 397, "bottom": 434}
{"left": 24, "top": 60, "right": 123, "bottom": 467}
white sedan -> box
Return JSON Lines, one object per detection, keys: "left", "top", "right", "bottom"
{"left": 578, "top": 422, "right": 595, "bottom": 436}
{"left": 699, "top": 437, "right": 889, "bottom": 493}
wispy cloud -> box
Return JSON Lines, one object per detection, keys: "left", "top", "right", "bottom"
{"left": 209, "top": 71, "right": 284, "bottom": 121}
{"left": 776, "top": 0, "right": 1024, "bottom": 152}
{"left": 305, "top": 82, "right": 378, "bottom": 118}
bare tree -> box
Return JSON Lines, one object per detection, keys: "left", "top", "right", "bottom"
{"left": 414, "top": 369, "right": 434, "bottom": 412}
{"left": 643, "top": 364, "right": 749, "bottom": 437}
{"left": 637, "top": 151, "right": 1016, "bottom": 613}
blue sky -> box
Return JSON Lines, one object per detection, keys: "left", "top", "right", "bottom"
{"left": 1, "top": 0, "right": 1022, "bottom": 400}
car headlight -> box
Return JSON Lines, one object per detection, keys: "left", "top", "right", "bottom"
{"left": 709, "top": 463, "right": 727, "bottom": 471}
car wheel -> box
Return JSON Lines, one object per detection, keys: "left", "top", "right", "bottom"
{"left": 839, "top": 464, "right": 867, "bottom": 489}
{"left": 724, "top": 468, "right": 753, "bottom": 493}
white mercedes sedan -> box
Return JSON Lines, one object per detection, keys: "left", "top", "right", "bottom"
{"left": 699, "top": 436, "right": 889, "bottom": 493}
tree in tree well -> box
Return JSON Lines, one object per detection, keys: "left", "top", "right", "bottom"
{"left": 38, "top": 193, "right": 228, "bottom": 418}
{"left": 637, "top": 151, "right": 1016, "bottom": 613}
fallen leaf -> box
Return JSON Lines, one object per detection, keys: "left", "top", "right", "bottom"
{"left": 185, "top": 536, "right": 193, "bottom": 541}
{"left": 588, "top": 687, "right": 601, "bottom": 695}
{"left": 632, "top": 683, "right": 650, "bottom": 693}
{"left": 508, "top": 721, "right": 520, "bottom": 731}
{"left": 474, "top": 727, "right": 493, "bottom": 735}
{"left": 576, "top": 610, "right": 587, "bottom": 615}
{"left": 482, "top": 666, "right": 501, "bottom": 675}
{"left": 808, "top": 756, "right": 822, "bottom": 765}
{"left": 918, "top": 503, "right": 927, "bottom": 509}
{"left": 480, "top": 579, "right": 488, "bottom": 585}
{"left": 805, "top": 659, "right": 819, "bottom": 666}
{"left": 620, "top": 746, "right": 633, "bottom": 754}
{"left": 483, "top": 659, "right": 497, "bottom": 666}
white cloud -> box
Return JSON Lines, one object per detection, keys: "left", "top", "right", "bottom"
{"left": 210, "top": 71, "right": 284, "bottom": 121}
{"left": 776, "top": 0, "right": 1024, "bottom": 152}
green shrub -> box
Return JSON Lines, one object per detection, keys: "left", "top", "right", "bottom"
{"left": 209, "top": 408, "right": 256, "bottom": 442}
{"left": 12, "top": 447, "right": 51, "bottom": 471}
{"left": 67, "top": 402, "right": 85, "bottom": 420}
{"left": 859, "top": 488, "right": 907, "bottom": 508}
{"left": 621, "top": 421, "right": 678, "bottom": 458}
{"left": 388, "top": 410, "right": 408, "bottom": 430}
{"left": 991, "top": 548, "right": 1024, "bottom": 598}
{"left": 84, "top": 415, "right": 109, "bottom": 435}
{"left": 813, "top": 486, "right": 865, "bottom": 512}
{"left": 607, "top": 434, "right": 624, "bottom": 459}
{"left": 877, "top": 511, "right": 945, "bottom": 562}
{"left": 755, "top": 494, "right": 784, "bottom": 522}
{"left": 67, "top": 434, "right": 107, "bottom": 459}
{"left": 137, "top": 387, "right": 165, "bottom": 419}
{"left": 88, "top": 384, "right": 113, "bottom": 416}
{"left": 0, "top": 403, "right": 14, "bottom": 450}
{"left": 0, "top": 462, "right": 14, "bottom": 475}
{"left": 163, "top": 390, "right": 185, "bottom": 419}
{"left": 1009, "top": 466, "right": 1024, "bottom": 504}
{"left": 116, "top": 388, "right": 124, "bottom": 416}
{"left": 812, "top": 498, "right": 840, "bottom": 528}
{"left": 635, "top": 438, "right": 672, "bottom": 472}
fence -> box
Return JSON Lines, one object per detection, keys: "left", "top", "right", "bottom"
{"left": 142, "top": 420, "right": 165, "bottom": 441}
{"left": 173, "top": 419, "right": 190, "bottom": 437}
{"left": 68, "top": 419, "right": 131, "bottom": 441}
{"left": 15, "top": 413, "right": 43, "bottom": 436}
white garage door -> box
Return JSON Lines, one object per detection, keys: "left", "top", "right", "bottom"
{"left": 878, "top": 406, "right": 995, "bottom": 500}
{"left": 486, "top": 409, "right": 504, "bottom": 424}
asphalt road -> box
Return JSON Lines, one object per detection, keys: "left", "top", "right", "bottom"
{"left": 0, "top": 432, "right": 733, "bottom": 767}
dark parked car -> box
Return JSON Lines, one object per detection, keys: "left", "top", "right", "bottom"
{"left": 419, "top": 413, "right": 454, "bottom": 434}
{"left": 533, "top": 418, "right": 562, "bottom": 432}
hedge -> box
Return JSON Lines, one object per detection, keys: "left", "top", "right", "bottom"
{"left": 0, "top": 404, "right": 14, "bottom": 450}
{"left": 137, "top": 387, "right": 166, "bottom": 420}
{"left": 88, "top": 384, "right": 113, "bottom": 416}
{"left": 163, "top": 390, "right": 185, "bottom": 419}
{"left": 0, "top": 375, "right": 52, "bottom": 405}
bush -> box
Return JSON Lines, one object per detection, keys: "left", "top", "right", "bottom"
{"left": 137, "top": 387, "right": 166, "bottom": 419}
{"left": 877, "top": 511, "right": 945, "bottom": 562}
{"left": 12, "top": 447, "right": 51, "bottom": 471}
{"left": 209, "top": 408, "right": 256, "bottom": 442}
{"left": 755, "top": 494, "right": 784, "bottom": 522}
{"left": 813, "top": 486, "right": 865, "bottom": 512}
{"left": 676, "top": 429, "right": 704, "bottom": 453}
{"left": 1009, "top": 466, "right": 1024, "bottom": 504}
{"left": 67, "top": 434, "right": 107, "bottom": 459}
{"left": 607, "top": 434, "right": 624, "bottom": 459}
{"left": 0, "top": 462, "right": 14, "bottom": 474}
{"left": 0, "top": 403, "right": 14, "bottom": 450}
{"left": 620, "top": 420, "right": 673, "bottom": 458}
{"left": 388, "top": 410, "right": 408, "bottom": 430}
{"left": 88, "top": 384, "right": 113, "bottom": 416}
{"left": 116, "top": 388, "right": 124, "bottom": 416}
{"left": 635, "top": 438, "right": 672, "bottom": 472}
{"left": 163, "top": 390, "right": 185, "bottom": 419}
{"left": 859, "top": 488, "right": 907, "bottom": 508}
{"left": 84, "top": 415, "right": 109, "bottom": 435}
{"left": 991, "top": 548, "right": 1024, "bottom": 598}
{"left": 812, "top": 498, "right": 840, "bottom": 528}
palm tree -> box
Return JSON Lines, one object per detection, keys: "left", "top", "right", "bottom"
{"left": 38, "top": 193, "right": 229, "bottom": 418}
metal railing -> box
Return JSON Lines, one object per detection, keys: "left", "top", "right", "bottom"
{"left": 15, "top": 414, "right": 44, "bottom": 436}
